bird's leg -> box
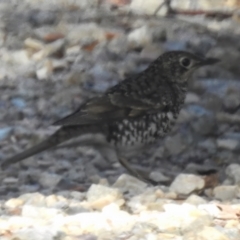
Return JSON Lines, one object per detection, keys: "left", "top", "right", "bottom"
{"left": 118, "top": 157, "right": 158, "bottom": 185}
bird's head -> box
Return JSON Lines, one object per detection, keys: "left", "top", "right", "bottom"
{"left": 156, "top": 51, "right": 219, "bottom": 84}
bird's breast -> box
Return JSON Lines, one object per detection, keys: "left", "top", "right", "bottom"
{"left": 107, "top": 110, "right": 177, "bottom": 147}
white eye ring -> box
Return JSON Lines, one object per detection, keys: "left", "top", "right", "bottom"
{"left": 180, "top": 57, "right": 192, "bottom": 68}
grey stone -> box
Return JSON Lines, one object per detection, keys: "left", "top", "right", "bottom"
{"left": 226, "top": 163, "right": 240, "bottom": 184}
{"left": 19, "top": 192, "right": 46, "bottom": 207}
{"left": 217, "top": 139, "right": 240, "bottom": 151}
{"left": 191, "top": 115, "right": 217, "bottom": 136}
{"left": 170, "top": 174, "right": 205, "bottom": 195}
{"left": 39, "top": 172, "right": 62, "bottom": 189}
{"left": 185, "top": 194, "right": 207, "bottom": 205}
{"left": 113, "top": 174, "right": 147, "bottom": 196}
{"left": 213, "top": 185, "right": 238, "bottom": 201}
{"left": 0, "top": 127, "right": 13, "bottom": 141}
{"left": 149, "top": 171, "right": 170, "bottom": 183}
{"left": 165, "top": 133, "right": 187, "bottom": 155}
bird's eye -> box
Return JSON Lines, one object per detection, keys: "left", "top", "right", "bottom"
{"left": 180, "top": 57, "right": 192, "bottom": 68}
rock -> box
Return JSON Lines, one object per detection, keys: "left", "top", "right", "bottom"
{"left": 0, "top": 127, "right": 13, "bottom": 141}
{"left": 185, "top": 93, "right": 200, "bottom": 104}
{"left": 130, "top": 0, "right": 167, "bottom": 16}
{"left": 12, "top": 227, "right": 59, "bottom": 240}
{"left": 191, "top": 115, "right": 217, "bottom": 136}
{"left": 24, "top": 38, "right": 44, "bottom": 50}
{"left": 217, "top": 139, "right": 240, "bottom": 151}
{"left": 39, "top": 172, "right": 62, "bottom": 189}
{"left": 165, "top": 133, "right": 187, "bottom": 155}
{"left": 21, "top": 205, "right": 62, "bottom": 219}
{"left": 64, "top": 0, "right": 99, "bottom": 9}
{"left": 226, "top": 163, "right": 240, "bottom": 184}
{"left": 184, "top": 226, "right": 229, "bottom": 240}
{"left": 149, "top": 171, "right": 170, "bottom": 183}
{"left": 66, "top": 23, "right": 106, "bottom": 46}
{"left": 86, "top": 184, "right": 123, "bottom": 210}
{"left": 170, "top": 174, "right": 205, "bottom": 195}
{"left": 45, "top": 195, "right": 68, "bottom": 209}
{"left": 101, "top": 203, "right": 135, "bottom": 230}
{"left": 108, "top": 36, "right": 128, "bottom": 56}
{"left": 198, "top": 204, "right": 221, "bottom": 218}
{"left": 213, "top": 185, "right": 238, "bottom": 201}
{"left": 28, "top": 9, "right": 58, "bottom": 26}
{"left": 140, "top": 44, "right": 164, "bottom": 60}
{"left": 185, "top": 194, "right": 207, "bottom": 205}
{"left": 5, "top": 198, "right": 24, "bottom": 209}
{"left": 139, "top": 203, "right": 211, "bottom": 234}
{"left": 127, "top": 189, "right": 158, "bottom": 213}
{"left": 70, "top": 191, "right": 86, "bottom": 201}
{"left": 112, "top": 174, "right": 147, "bottom": 196}
{"left": 163, "top": 41, "right": 187, "bottom": 51}
{"left": 127, "top": 25, "right": 153, "bottom": 48}
{"left": 11, "top": 98, "right": 26, "bottom": 109}
{"left": 223, "top": 92, "right": 240, "bottom": 112}
{"left": 19, "top": 193, "right": 46, "bottom": 207}
{"left": 3, "top": 177, "right": 18, "bottom": 184}
{"left": 36, "top": 66, "right": 52, "bottom": 80}
{"left": 11, "top": 50, "right": 32, "bottom": 65}
{"left": 197, "top": 139, "right": 217, "bottom": 154}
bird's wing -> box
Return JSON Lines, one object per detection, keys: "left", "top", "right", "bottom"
{"left": 53, "top": 91, "right": 165, "bottom": 126}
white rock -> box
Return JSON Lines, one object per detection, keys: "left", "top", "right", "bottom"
{"left": 21, "top": 205, "right": 62, "bottom": 219}
{"left": 130, "top": 0, "right": 166, "bottom": 16}
{"left": 39, "top": 172, "right": 62, "bottom": 188}
{"left": 198, "top": 204, "right": 222, "bottom": 218}
{"left": 36, "top": 66, "right": 52, "bottom": 80}
{"left": 170, "top": 174, "right": 205, "bottom": 195}
{"left": 217, "top": 139, "right": 239, "bottom": 150}
{"left": 12, "top": 227, "right": 59, "bottom": 240}
{"left": 24, "top": 38, "right": 44, "bottom": 50}
{"left": 67, "top": 23, "right": 106, "bottom": 45}
{"left": 184, "top": 226, "right": 229, "bottom": 240}
{"left": 113, "top": 174, "right": 147, "bottom": 195}
{"left": 5, "top": 198, "right": 24, "bottom": 209}
{"left": 171, "top": 0, "right": 240, "bottom": 11}
{"left": 128, "top": 25, "right": 153, "bottom": 48}
{"left": 63, "top": 212, "right": 109, "bottom": 233}
{"left": 213, "top": 185, "right": 238, "bottom": 201}
{"left": 102, "top": 203, "right": 135, "bottom": 230}
{"left": 226, "top": 163, "right": 240, "bottom": 184}
{"left": 12, "top": 50, "right": 31, "bottom": 65}
{"left": 19, "top": 193, "right": 46, "bottom": 207}
{"left": 87, "top": 184, "right": 123, "bottom": 210}
{"left": 185, "top": 194, "right": 207, "bottom": 205}
{"left": 3, "top": 177, "right": 18, "bottom": 184}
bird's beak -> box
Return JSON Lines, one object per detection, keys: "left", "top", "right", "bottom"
{"left": 197, "top": 57, "right": 220, "bottom": 67}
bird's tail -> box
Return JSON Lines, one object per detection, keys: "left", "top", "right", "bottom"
{"left": 1, "top": 125, "right": 104, "bottom": 169}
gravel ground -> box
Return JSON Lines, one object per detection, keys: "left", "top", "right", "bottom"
{"left": 0, "top": 0, "right": 240, "bottom": 239}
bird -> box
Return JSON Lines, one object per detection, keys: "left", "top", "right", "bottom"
{"left": 1, "top": 51, "right": 219, "bottom": 185}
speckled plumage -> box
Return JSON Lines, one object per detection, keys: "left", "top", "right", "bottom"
{"left": 1, "top": 51, "right": 219, "bottom": 184}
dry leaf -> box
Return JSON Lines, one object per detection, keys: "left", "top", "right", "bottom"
{"left": 82, "top": 41, "right": 99, "bottom": 52}
{"left": 105, "top": 32, "right": 118, "bottom": 40}
{"left": 43, "top": 33, "right": 65, "bottom": 43}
